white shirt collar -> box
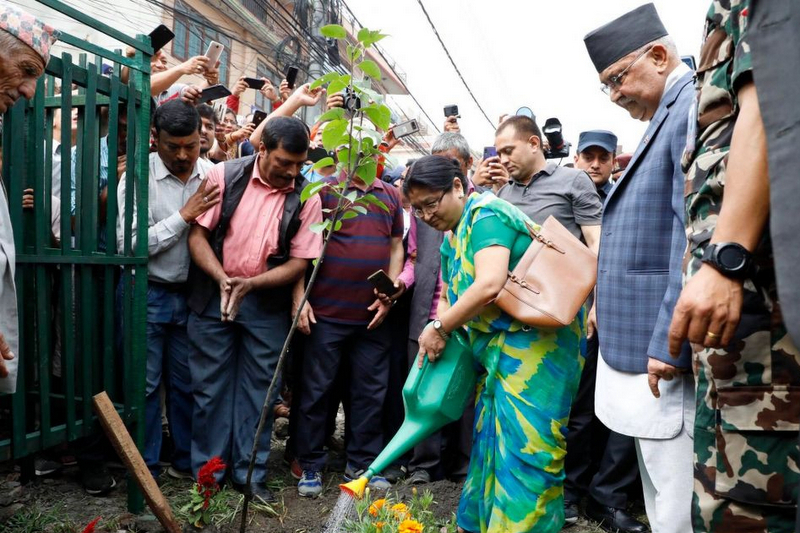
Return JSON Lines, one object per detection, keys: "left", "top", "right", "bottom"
{"left": 663, "top": 62, "right": 692, "bottom": 97}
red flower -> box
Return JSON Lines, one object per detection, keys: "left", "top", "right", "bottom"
{"left": 82, "top": 517, "right": 102, "bottom": 533}
{"left": 197, "top": 456, "right": 226, "bottom": 490}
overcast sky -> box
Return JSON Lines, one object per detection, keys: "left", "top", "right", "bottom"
{"left": 346, "top": 0, "right": 709, "bottom": 156}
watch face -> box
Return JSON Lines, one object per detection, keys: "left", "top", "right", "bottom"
{"left": 718, "top": 245, "right": 747, "bottom": 271}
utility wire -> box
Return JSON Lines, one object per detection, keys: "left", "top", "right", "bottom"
{"left": 414, "top": 0, "right": 496, "bottom": 130}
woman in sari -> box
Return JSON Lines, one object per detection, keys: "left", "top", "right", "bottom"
{"left": 406, "top": 155, "right": 585, "bottom": 533}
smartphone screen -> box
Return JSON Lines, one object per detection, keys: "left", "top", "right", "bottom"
{"left": 483, "top": 146, "right": 498, "bottom": 160}
{"left": 244, "top": 77, "right": 265, "bottom": 90}
{"left": 285, "top": 66, "right": 299, "bottom": 89}
{"left": 148, "top": 24, "right": 174, "bottom": 53}
{"left": 368, "top": 270, "right": 396, "bottom": 296}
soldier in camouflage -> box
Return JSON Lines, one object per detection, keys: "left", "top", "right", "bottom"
{"left": 669, "top": 1, "right": 800, "bottom": 532}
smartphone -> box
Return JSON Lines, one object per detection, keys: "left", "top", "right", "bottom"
{"left": 285, "top": 65, "right": 299, "bottom": 89}
{"left": 252, "top": 109, "right": 268, "bottom": 127}
{"left": 307, "top": 146, "right": 331, "bottom": 163}
{"left": 368, "top": 270, "right": 397, "bottom": 296}
{"left": 148, "top": 24, "right": 174, "bottom": 53}
{"left": 444, "top": 104, "right": 459, "bottom": 118}
{"left": 197, "top": 84, "right": 232, "bottom": 105}
{"left": 681, "top": 55, "right": 697, "bottom": 71}
{"left": 483, "top": 146, "right": 498, "bottom": 160}
{"left": 391, "top": 119, "right": 419, "bottom": 139}
{"left": 244, "top": 77, "right": 265, "bottom": 90}
{"left": 205, "top": 41, "right": 224, "bottom": 65}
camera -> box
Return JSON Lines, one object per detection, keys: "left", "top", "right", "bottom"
{"left": 341, "top": 87, "right": 362, "bottom": 113}
{"left": 542, "top": 118, "right": 571, "bottom": 159}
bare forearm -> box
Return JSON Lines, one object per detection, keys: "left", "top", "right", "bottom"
{"left": 709, "top": 82, "right": 769, "bottom": 251}
{"left": 249, "top": 257, "right": 308, "bottom": 290}
{"left": 438, "top": 279, "right": 499, "bottom": 333}
{"left": 388, "top": 237, "right": 404, "bottom": 280}
{"left": 581, "top": 224, "right": 601, "bottom": 255}
{"left": 150, "top": 67, "right": 186, "bottom": 95}
{"left": 188, "top": 226, "right": 227, "bottom": 282}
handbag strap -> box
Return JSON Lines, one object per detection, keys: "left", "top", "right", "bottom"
{"left": 525, "top": 221, "right": 566, "bottom": 254}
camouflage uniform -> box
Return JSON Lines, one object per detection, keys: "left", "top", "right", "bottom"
{"left": 682, "top": 1, "right": 800, "bottom": 531}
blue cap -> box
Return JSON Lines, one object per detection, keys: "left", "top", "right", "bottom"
{"left": 382, "top": 165, "right": 406, "bottom": 185}
{"left": 577, "top": 130, "right": 618, "bottom": 154}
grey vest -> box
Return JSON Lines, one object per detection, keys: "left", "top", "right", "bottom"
{"left": 408, "top": 220, "right": 444, "bottom": 340}
{"left": 187, "top": 155, "right": 307, "bottom": 315}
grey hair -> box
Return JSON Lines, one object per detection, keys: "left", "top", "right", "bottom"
{"left": 642, "top": 35, "right": 679, "bottom": 58}
{"left": 431, "top": 132, "right": 471, "bottom": 162}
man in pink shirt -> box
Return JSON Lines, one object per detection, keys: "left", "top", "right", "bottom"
{"left": 186, "top": 117, "right": 322, "bottom": 503}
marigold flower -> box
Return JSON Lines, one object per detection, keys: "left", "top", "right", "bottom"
{"left": 81, "top": 517, "right": 102, "bottom": 533}
{"left": 391, "top": 502, "right": 409, "bottom": 519}
{"left": 375, "top": 521, "right": 385, "bottom": 531}
{"left": 398, "top": 518, "right": 424, "bottom": 533}
{"left": 369, "top": 498, "right": 386, "bottom": 517}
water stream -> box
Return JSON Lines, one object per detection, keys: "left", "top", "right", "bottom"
{"left": 321, "top": 491, "right": 357, "bottom": 533}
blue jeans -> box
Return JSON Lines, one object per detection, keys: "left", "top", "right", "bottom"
{"left": 144, "top": 283, "right": 193, "bottom": 475}
{"left": 187, "top": 292, "right": 288, "bottom": 485}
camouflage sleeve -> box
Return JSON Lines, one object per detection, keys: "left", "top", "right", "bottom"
{"left": 731, "top": 0, "right": 753, "bottom": 92}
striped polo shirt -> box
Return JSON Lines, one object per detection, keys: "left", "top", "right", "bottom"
{"left": 310, "top": 177, "right": 404, "bottom": 325}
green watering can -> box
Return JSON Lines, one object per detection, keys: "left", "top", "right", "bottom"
{"left": 341, "top": 329, "right": 477, "bottom": 497}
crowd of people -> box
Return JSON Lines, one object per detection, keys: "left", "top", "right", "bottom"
{"left": 0, "top": 1, "right": 799, "bottom": 532}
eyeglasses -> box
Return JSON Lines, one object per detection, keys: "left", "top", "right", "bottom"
{"left": 412, "top": 191, "right": 447, "bottom": 218}
{"left": 600, "top": 46, "right": 652, "bottom": 95}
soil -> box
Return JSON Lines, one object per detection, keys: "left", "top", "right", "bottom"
{"left": 0, "top": 416, "right": 642, "bottom": 533}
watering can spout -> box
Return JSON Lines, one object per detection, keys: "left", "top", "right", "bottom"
{"left": 340, "top": 476, "right": 369, "bottom": 499}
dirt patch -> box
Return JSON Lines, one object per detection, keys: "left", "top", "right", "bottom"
{"left": 0, "top": 430, "right": 644, "bottom": 533}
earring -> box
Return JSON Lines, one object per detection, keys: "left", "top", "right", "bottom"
{"left": 458, "top": 193, "right": 464, "bottom": 199}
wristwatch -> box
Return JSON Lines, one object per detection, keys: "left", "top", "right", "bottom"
{"left": 701, "top": 242, "right": 755, "bottom": 279}
{"left": 432, "top": 319, "right": 450, "bottom": 341}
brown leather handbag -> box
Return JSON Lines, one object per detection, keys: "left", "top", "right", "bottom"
{"left": 494, "top": 215, "right": 597, "bottom": 328}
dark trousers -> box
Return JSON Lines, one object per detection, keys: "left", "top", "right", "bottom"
{"left": 382, "top": 291, "right": 413, "bottom": 465}
{"left": 564, "top": 333, "right": 639, "bottom": 508}
{"left": 143, "top": 283, "right": 193, "bottom": 475}
{"left": 296, "top": 317, "right": 391, "bottom": 472}
{"left": 187, "top": 292, "right": 288, "bottom": 484}
{"left": 407, "top": 338, "right": 473, "bottom": 481}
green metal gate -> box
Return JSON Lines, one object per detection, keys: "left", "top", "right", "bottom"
{"left": 0, "top": 0, "right": 151, "bottom": 511}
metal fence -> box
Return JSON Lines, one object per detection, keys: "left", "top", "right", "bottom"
{"left": 0, "top": 0, "right": 151, "bottom": 511}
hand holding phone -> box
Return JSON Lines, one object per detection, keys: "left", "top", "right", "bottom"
{"left": 483, "top": 146, "right": 497, "bottom": 160}
{"left": 243, "top": 77, "right": 265, "bottom": 90}
{"left": 285, "top": 66, "right": 299, "bottom": 90}
{"left": 148, "top": 24, "right": 174, "bottom": 53}
{"left": 368, "top": 270, "right": 398, "bottom": 298}
{"left": 205, "top": 41, "right": 224, "bottom": 66}
{"left": 197, "top": 84, "right": 232, "bottom": 105}
{"left": 444, "top": 104, "right": 459, "bottom": 118}
{"left": 251, "top": 110, "right": 268, "bottom": 127}
{"left": 391, "top": 119, "right": 420, "bottom": 140}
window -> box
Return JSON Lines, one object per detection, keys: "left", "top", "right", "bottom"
{"left": 254, "top": 59, "right": 277, "bottom": 112}
{"left": 172, "top": 2, "right": 232, "bottom": 86}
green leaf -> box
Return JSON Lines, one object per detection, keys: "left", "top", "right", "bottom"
{"left": 347, "top": 44, "right": 363, "bottom": 63}
{"left": 315, "top": 107, "right": 345, "bottom": 124}
{"left": 361, "top": 30, "right": 388, "bottom": 48}
{"left": 310, "top": 220, "right": 331, "bottom": 234}
{"left": 334, "top": 219, "right": 343, "bottom": 232}
{"left": 320, "top": 24, "right": 347, "bottom": 39}
{"left": 341, "top": 210, "right": 360, "bottom": 220}
{"left": 362, "top": 104, "right": 391, "bottom": 131}
{"left": 309, "top": 71, "right": 339, "bottom": 90}
{"left": 360, "top": 192, "right": 389, "bottom": 212}
{"left": 356, "top": 159, "right": 378, "bottom": 185}
{"left": 345, "top": 190, "right": 358, "bottom": 203}
{"left": 312, "top": 157, "right": 335, "bottom": 170}
{"left": 327, "top": 74, "right": 352, "bottom": 95}
{"left": 357, "top": 59, "right": 381, "bottom": 81}
{"left": 351, "top": 205, "right": 368, "bottom": 215}
{"left": 301, "top": 180, "right": 327, "bottom": 202}
{"left": 322, "top": 119, "right": 348, "bottom": 151}
{"left": 357, "top": 27, "right": 371, "bottom": 43}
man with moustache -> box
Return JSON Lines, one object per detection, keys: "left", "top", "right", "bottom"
{"left": 583, "top": 4, "right": 695, "bottom": 532}
{"left": 0, "top": 0, "right": 59, "bottom": 394}
{"left": 187, "top": 117, "right": 322, "bottom": 502}
{"left": 116, "top": 100, "right": 217, "bottom": 479}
